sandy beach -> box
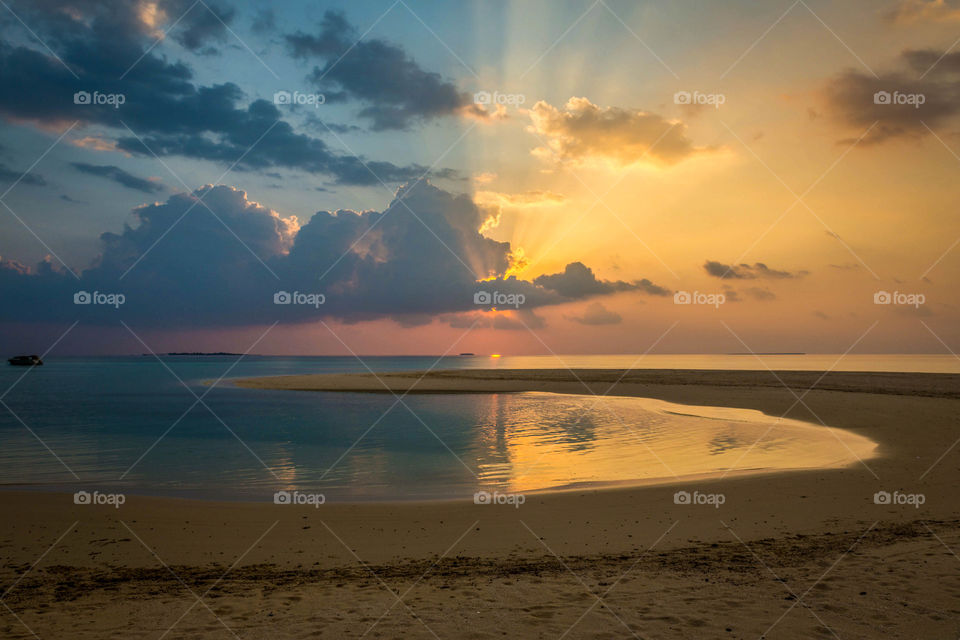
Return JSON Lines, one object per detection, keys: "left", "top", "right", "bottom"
{"left": 3, "top": 369, "right": 960, "bottom": 638}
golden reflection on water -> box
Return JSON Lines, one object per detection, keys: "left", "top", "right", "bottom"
{"left": 474, "top": 392, "right": 878, "bottom": 493}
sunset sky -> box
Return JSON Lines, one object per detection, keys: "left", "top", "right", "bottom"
{"left": 1, "top": 0, "right": 958, "bottom": 355}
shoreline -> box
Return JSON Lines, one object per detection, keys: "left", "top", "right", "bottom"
{"left": 0, "top": 465, "right": 854, "bottom": 507}
{"left": 232, "top": 367, "right": 960, "bottom": 398}
{"left": 4, "top": 368, "right": 959, "bottom": 638}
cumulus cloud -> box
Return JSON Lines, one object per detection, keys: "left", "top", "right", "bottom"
{"left": 823, "top": 49, "right": 960, "bottom": 144}
{"left": 0, "top": 182, "right": 667, "bottom": 327}
{"left": 566, "top": 302, "right": 622, "bottom": 325}
{"left": 287, "top": 11, "right": 488, "bottom": 130}
{"left": 528, "top": 97, "right": 711, "bottom": 167}
{"left": 71, "top": 163, "right": 164, "bottom": 193}
{"left": 703, "top": 260, "right": 807, "bottom": 280}
{"left": 0, "top": 0, "right": 432, "bottom": 185}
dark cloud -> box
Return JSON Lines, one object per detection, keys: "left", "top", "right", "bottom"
{"left": 0, "top": 162, "right": 45, "bottom": 186}
{"left": 71, "top": 163, "right": 164, "bottom": 193}
{"left": 60, "top": 194, "right": 87, "bottom": 204}
{"left": 703, "top": 260, "right": 806, "bottom": 280}
{"left": 0, "top": 181, "right": 662, "bottom": 327}
{"left": 167, "top": 0, "right": 235, "bottom": 51}
{"left": 287, "top": 11, "right": 482, "bottom": 130}
{"left": 566, "top": 302, "right": 622, "bottom": 325}
{"left": 0, "top": 0, "right": 432, "bottom": 185}
{"left": 824, "top": 49, "right": 960, "bottom": 144}
{"left": 533, "top": 262, "right": 670, "bottom": 298}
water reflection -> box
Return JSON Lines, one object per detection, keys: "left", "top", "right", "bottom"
{"left": 0, "top": 385, "right": 878, "bottom": 501}
{"left": 470, "top": 392, "right": 877, "bottom": 494}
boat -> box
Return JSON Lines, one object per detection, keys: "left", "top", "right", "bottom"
{"left": 8, "top": 355, "right": 42, "bottom": 366}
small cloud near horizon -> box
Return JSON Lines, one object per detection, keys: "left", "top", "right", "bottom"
{"left": 703, "top": 260, "right": 807, "bottom": 280}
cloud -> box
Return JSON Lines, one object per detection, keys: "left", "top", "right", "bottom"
{"left": 721, "top": 285, "right": 740, "bottom": 302}
{"left": 884, "top": 0, "right": 960, "bottom": 23}
{"left": 0, "top": 162, "right": 45, "bottom": 186}
{"left": 0, "top": 181, "right": 664, "bottom": 327}
{"left": 528, "top": 97, "right": 711, "bottom": 167}
{"left": 70, "top": 136, "right": 120, "bottom": 152}
{"left": 566, "top": 302, "right": 622, "bottom": 325}
{"left": 165, "top": 0, "right": 236, "bottom": 51}
{"left": 829, "top": 262, "right": 861, "bottom": 270}
{"left": 823, "top": 49, "right": 960, "bottom": 144}
{"left": 0, "top": 0, "right": 432, "bottom": 185}
{"left": 533, "top": 261, "right": 670, "bottom": 298}
{"left": 286, "top": 11, "right": 487, "bottom": 130}
{"left": 71, "top": 163, "right": 164, "bottom": 193}
{"left": 744, "top": 286, "right": 776, "bottom": 301}
{"left": 703, "top": 260, "right": 807, "bottom": 280}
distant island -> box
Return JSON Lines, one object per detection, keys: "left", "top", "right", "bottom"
{"left": 142, "top": 352, "right": 246, "bottom": 356}
{"left": 725, "top": 352, "right": 806, "bottom": 356}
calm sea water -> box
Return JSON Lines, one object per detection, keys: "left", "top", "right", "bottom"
{"left": 0, "top": 354, "right": 934, "bottom": 501}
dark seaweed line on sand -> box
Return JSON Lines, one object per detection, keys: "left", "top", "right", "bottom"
{"left": 2, "top": 519, "right": 953, "bottom": 605}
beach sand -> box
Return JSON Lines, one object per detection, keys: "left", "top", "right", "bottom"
{"left": 3, "top": 369, "right": 960, "bottom": 638}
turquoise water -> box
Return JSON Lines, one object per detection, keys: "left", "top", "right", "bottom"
{"left": 0, "top": 355, "right": 913, "bottom": 500}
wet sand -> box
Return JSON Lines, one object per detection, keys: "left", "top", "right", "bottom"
{"left": 2, "top": 369, "right": 960, "bottom": 638}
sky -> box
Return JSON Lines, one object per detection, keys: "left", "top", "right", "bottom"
{"left": 0, "top": 0, "right": 959, "bottom": 356}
